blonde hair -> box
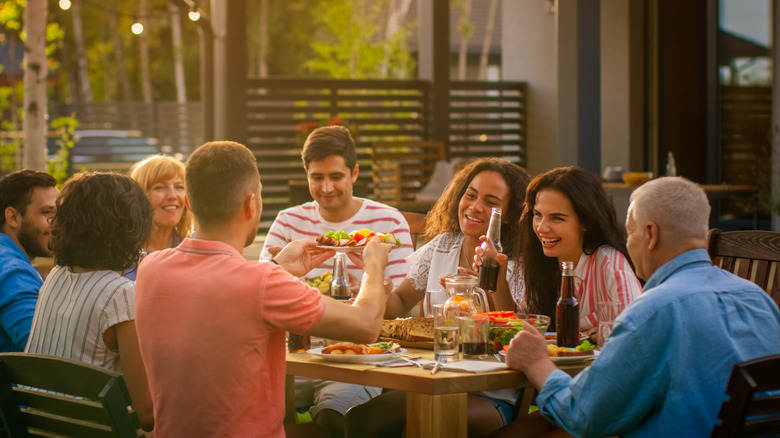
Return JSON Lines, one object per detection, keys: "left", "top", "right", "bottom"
{"left": 130, "top": 155, "right": 194, "bottom": 240}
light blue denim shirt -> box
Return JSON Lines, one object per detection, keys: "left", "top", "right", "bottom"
{"left": 537, "top": 249, "right": 780, "bottom": 437}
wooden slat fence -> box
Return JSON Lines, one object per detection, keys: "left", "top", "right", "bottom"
{"left": 50, "top": 101, "right": 204, "bottom": 154}
{"left": 245, "top": 78, "right": 527, "bottom": 232}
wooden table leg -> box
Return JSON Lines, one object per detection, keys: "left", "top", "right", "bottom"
{"left": 406, "top": 392, "right": 467, "bottom": 438}
{"left": 284, "top": 374, "right": 296, "bottom": 424}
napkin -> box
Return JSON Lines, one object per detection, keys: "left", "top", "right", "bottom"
{"left": 422, "top": 360, "right": 507, "bottom": 374}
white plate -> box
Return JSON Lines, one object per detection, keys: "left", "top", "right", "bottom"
{"left": 498, "top": 349, "right": 599, "bottom": 365}
{"left": 315, "top": 245, "right": 365, "bottom": 253}
{"left": 306, "top": 347, "right": 406, "bottom": 363}
{"left": 550, "top": 349, "right": 599, "bottom": 364}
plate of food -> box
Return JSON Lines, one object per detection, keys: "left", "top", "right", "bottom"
{"left": 498, "top": 341, "right": 598, "bottom": 365}
{"left": 315, "top": 229, "right": 403, "bottom": 249}
{"left": 547, "top": 341, "right": 598, "bottom": 364}
{"left": 306, "top": 341, "right": 405, "bottom": 363}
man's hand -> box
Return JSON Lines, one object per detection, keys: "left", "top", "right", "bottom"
{"left": 360, "top": 236, "right": 391, "bottom": 271}
{"left": 505, "top": 324, "right": 558, "bottom": 390}
{"left": 273, "top": 239, "right": 334, "bottom": 277}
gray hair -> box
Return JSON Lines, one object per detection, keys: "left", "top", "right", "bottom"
{"left": 629, "top": 177, "right": 710, "bottom": 240}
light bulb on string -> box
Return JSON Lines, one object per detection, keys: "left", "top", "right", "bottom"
{"left": 59, "top": 0, "right": 71, "bottom": 10}
{"left": 188, "top": 10, "right": 200, "bottom": 21}
{"left": 131, "top": 22, "right": 144, "bottom": 35}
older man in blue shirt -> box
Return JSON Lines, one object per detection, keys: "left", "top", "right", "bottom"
{"left": 0, "top": 170, "right": 58, "bottom": 352}
{"left": 497, "top": 177, "right": 780, "bottom": 438}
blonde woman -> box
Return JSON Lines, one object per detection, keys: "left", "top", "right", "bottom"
{"left": 123, "top": 155, "right": 194, "bottom": 281}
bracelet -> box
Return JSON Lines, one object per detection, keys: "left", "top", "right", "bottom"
{"left": 269, "top": 259, "right": 279, "bottom": 265}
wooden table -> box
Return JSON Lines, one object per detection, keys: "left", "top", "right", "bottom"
{"left": 285, "top": 348, "right": 590, "bottom": 438}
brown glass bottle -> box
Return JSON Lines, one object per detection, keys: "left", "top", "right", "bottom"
{"left": 478, "top": 208, "right": 503, "bottom": 294}
{"left": 556, "top": 261, "right": 580, "bottom": 348}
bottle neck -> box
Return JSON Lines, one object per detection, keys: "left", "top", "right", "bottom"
{"left": 485, "top": 208, "right": 502, "bottom": 253}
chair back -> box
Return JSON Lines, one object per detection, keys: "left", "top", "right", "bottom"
{"left": 401, "top": 211, "right": 428, "bottom": 250}
{"left": 370, "top": 141, "right": 446, "bottom": 208}
{"left": 706, "top": 229, "right": 780, "bottom": 308}
{"left": 0, "top": 353, "right": 142, "bottom": 438}
{"left": 711, "top": 353, "right": 780, "bottom": 437}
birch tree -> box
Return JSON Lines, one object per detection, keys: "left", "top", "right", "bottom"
{"left": 22, "top": 0, "right": 47, "bottom": 170}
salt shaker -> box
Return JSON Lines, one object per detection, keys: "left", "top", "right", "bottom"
{"left": 330, "top": 252, "right": 350, "bottom": 300}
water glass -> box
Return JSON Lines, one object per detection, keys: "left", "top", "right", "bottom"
{"left": 597, "top": 301, "right": 626, "bottom": 346}
{"left": 459, "top": 314, "right": 488, "bottom": 360}
{"left": 424, "top": 288, "right": 448, "bottom": 317}
{"left": 433, "top": 304, "right": 459, "bottom": 363}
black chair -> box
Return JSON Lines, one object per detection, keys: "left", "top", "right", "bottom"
{"left": 0, "top": 353, "right": 142, "bottom": 437}
{"left": 711, "top": 353, "right": 780, "bottom": 437}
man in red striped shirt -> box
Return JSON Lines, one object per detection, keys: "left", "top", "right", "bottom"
{"left": 262, "top": 125, "right": 413, "bottom": 436}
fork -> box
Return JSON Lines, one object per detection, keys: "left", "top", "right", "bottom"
{"left": 391, "top": 353, "right": 424, "bottom": 368}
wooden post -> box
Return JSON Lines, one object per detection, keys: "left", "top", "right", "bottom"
{"left": 211, "top": 0, "right": 246, "bottom": 143}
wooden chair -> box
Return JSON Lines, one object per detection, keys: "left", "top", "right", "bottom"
{"left": 711, "top": 353, "right": 780, "bottom": 437}
{"left": 401, "top": 211, "right": 428, "bottom": 251}
{"left": 370, "top": 141, "right": 446, "bottom": 209}
{"left": 0, "top": 353, "right": 142, "bottom": 438}
{"left": 706, "top": 229, "right": 780, "bottom": 308}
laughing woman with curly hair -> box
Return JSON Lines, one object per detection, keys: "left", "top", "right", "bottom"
{"left": 25, "top": 172, "right": 155, "bottom": 431}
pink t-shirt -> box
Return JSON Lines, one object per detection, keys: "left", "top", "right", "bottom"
{"left": 135, "top": 238, "right": 324, "bottom": 437}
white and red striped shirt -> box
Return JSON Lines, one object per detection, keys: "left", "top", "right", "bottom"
{"left": 262, "top": 199, "right": 413, "bottom": 286}
{"left": 573, "top": 246, "right": 642, "bottom": 332}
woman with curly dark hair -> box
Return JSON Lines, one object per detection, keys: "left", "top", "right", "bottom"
{"left": 348, "top": 158, "right": 531, "bottom": 438}
{"left": 385, "top": 157, "right": 530, "bottom": 317}
{"left": 25, "top": 172, "right": 154, "bottom": 431}
{"left": 519, "top": 166, "right": 641, "bottom": 341}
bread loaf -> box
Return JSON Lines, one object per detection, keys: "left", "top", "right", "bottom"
{"left": 381, "top": 317, "right": 434, "bottom": 342}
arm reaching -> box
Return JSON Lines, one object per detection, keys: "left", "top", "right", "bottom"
{"left": 273, "top": 239, "right": 335, "bottom": 277}
{"left": 310, "top": 238, "right": 392, "bottom": 343}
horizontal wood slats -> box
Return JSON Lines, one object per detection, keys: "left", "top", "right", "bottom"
{"left": 246, "top": 78, "right": 527, "bottom": 233}
{"left": 706, "top": 228, "right": 780, "bottom": 308}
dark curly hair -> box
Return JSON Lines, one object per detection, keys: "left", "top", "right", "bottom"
{"left": 425, "top": 158, "right": 530, "bottom": 260}
{"left": 51, "top": 172, "right": 153, "bottom": 271}
{"left": 519, "top": 166, "right": 631, "bottom": 323}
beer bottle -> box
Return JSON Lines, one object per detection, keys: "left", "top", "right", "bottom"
{"left": 330, "top": 252, "right": 351, "bottom": 300}
{"left": 478, "top": 207, "right": 503, "bottom": 295}
{"left": 556, "top": 261, "right": 580, "bottom": 347}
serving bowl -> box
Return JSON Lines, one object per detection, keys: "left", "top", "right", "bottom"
{"left": 487, "top": 314, "right": 551, "bottom": 353}
{"left": 622, "top": 171, "right": 653, "bottom": 187}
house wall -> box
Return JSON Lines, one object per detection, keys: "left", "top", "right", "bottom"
{"left": 501, "top": 0, "right": 558, "bottom": 176}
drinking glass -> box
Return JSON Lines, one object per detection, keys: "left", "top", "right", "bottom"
{"left": 424, "top": 288, "right": 448, "bottom": 317}
{"left": 459, "top": 314, "right": 488, "bottom": 360}
{"left": 433, "top": 304, "right": 459, "bottom": 363}
{"left": 597, "top": 301, "right": 626, "bottom": 346}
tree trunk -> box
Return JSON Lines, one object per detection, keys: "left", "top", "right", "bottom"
{"left": 259, "top": 0, "right": 268, "bottom": 77}
{"left": 109, "top": 11, "right": 133, "bottom": 101}
{"left": 380, "top": 0, "right": 413, "bottom": 79}
{"left": 71, "top": 0, "right": 92, "bottom": 102}
{"left": 140, "top": 0, "right": 153, "bottom": 103}
{"left": 457, "top": 0, "right": 472, "bottom": 80}
{"left": 169, "top": 3, "right": 188, "bottom": 153}
{"left": 478, "top": 0, "right": 499, "bottom": 80}
{"left": 23, "top": 0, "right": 48, "bottom": 171}
{"left": 170, "top": 3, "right": 187, "bottom": 103}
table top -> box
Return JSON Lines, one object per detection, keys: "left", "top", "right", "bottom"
{"left": 286, "top": 348, "right": 590, "bottom": 396}
{"left": 603, "top": 182, "right": 758, "bottom": 194}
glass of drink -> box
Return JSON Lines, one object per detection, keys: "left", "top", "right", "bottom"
{"left": 597, "top": 301, "right": 626, "bottom": 346}
{"left": 424, "top": 288, "right": 448, "bottom": 317}
{"left": 287, "top": 331, "right": 311, "bottom": 352}
{"left": 433, "top": 304, "right": 459, "bottom": 363}
{"left": 459, "top": 314, "right": 488, "bottom": 360}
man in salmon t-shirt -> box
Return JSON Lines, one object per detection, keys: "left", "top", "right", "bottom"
{"left": 261, "top": 125, "right": 413, "bottom": 435}
{"left": 135, "top": 141, "right": 391, "bottom": 437}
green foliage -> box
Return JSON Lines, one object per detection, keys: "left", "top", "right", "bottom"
{"left": 304, "top": 0, "right": 414, "bottom": 79}
{"left": 47, "top": 116, "right": 78, "bottom": 185}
